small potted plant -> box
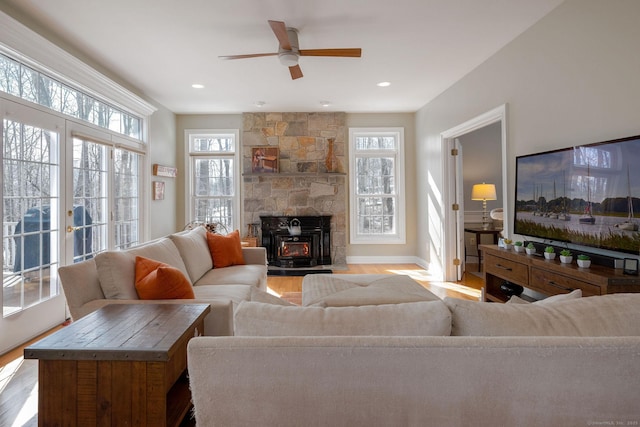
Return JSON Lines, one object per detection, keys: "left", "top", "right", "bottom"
{"left": 503, "top": 238, "right": 513, "bottom": 250}
{"left": 526, "top": 242, "right": 536, "bottom": 255}
{"left": 559, "top": 249, "right": 573, "bottom": 264}
{"left": 513, "top": 241, "right": 525, "bottom": 253}
{"left": 544, "top": 246, "right": 556, "bottom": 260}
{"left": 577, "top": 254, "right": 591, "bottom": 268}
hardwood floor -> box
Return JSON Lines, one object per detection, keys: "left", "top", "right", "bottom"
{"left": 0, "top": 264, "right": 483, "bottom": 427}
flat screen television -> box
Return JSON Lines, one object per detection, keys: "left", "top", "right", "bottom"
{"left": 514, "top": 134, "right": 640, "bottom": 256}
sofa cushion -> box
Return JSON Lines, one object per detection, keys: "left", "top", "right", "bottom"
{"left": 206, "top": 230, "right": 245, "bottom": 268}
{"left": 194, "top": 264, "right": 267, "bottom": 288}
{"left": 134, "top": 256, "right": 195, "bottom": 300}
{"left": 169, "top": 226, "right": 213, "bottom": 283}
{"left": 192, "top": 284, "right": 253, "bottom": 305}
{"left": 95, "top": 237, "right": 190, "bottom": 300}
{"left": 302, "top": 274, "right": 438, "bottom": 307}
{"left": 445, "top": 293, "right": 640, "bottom": 336}
{"left": 234, "top": 300, "right": 452, "bottom": 336}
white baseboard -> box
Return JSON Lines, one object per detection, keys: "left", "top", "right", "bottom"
{"left": 346, "top": 255, "right": 426, "bottom": 265}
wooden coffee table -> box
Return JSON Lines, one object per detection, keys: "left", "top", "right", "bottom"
{"left": 24, "top": 303, "right": 210, "bottom": 427}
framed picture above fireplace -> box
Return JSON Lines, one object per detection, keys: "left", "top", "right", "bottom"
{"left": 251, "top": 147, "right": 279, "bottom": 173}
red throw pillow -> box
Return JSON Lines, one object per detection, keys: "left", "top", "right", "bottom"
{"left": 134, "top": 256, "right": 195, "bottom": 299}
{"left": 206, "top": 229, "right": 245, "bottom": 268}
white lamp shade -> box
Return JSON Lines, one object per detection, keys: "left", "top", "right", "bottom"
{"left": 471, "top": 183, "right": 497, "bottom": 201}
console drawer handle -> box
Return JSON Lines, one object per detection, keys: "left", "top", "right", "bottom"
{"left": 495, "top": 263, "right": 513, "bottom": 271}
{"left": 547, "top": 281, "right": 575, "bottom": 292}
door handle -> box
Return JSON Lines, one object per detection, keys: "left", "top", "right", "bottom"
{"left": 67, "top": 226, "right": 80, "bottom": 233}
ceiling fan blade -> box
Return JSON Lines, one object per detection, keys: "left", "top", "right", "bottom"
{"left": 300, "top": 48, "right": 362, "bottom": 58}
{"left": 268, "top": 20, "right": 291, "bottom": 50}
{"left": 219, "top": 53, "right": 278, "bottom": 60}
{"left": 289, "top": 65, "right": 303, "bottom": 80}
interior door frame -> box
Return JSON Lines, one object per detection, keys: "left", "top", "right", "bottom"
{"left": 440, "top": 104, "right": 508, "bottom": 282}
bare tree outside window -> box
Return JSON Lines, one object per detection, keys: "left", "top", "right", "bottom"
{"left": 349, "top": 129, "right": 406, "bottom": 244}
{"left": 0, "top": 52, "right": 142, "bottom": 140}
{"left": 188, "top": 132, "right": 238, "bottom": 233}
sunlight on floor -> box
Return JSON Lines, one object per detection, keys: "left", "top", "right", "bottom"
{"left": 0, "top": 356, "right": 38, "bottom": 427}
{"left": 428, "top": 281, "right": 482, "bottom": 299}
{"left": 11, "top": 382, "right": 38, "bottom": 427}
{"left": 0, "top": 357, "right": 23, "bottom": 394}
{"left": 385, "top": 269, "right": 440, "bottom": 282}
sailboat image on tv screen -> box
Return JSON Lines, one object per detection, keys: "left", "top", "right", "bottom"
{"left": 615, "top": 164, "right": 638, "bottom": 231}
{"left": 579, "top": 164, "right": 596, "bottom": 225}
{"left": 558, "top": 171, "right": 571, "bottom": 221}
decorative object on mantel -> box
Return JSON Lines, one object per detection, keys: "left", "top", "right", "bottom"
{"left": 251, "top": 147, "right": 279, "bottom": 173}
{"left": 152, "top": 164, "right": 177, "bottom": 177}
{"left": 152, "top": 181, "right": 165, "bottom": 200}
{"left": 325, "top": 138, "right": 339, "bottom": 172}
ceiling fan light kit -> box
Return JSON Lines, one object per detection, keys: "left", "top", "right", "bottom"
{"left": 278, "top": 52, "right": 299, "bottom": 67}
{"left": 220, "top": 20, "right": 362, "bottom": 80}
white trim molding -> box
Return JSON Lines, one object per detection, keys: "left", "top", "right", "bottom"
{"left": 440, "top": 104, "right": 508, "bottom": 281}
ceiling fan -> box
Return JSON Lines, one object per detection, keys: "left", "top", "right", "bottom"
{"left": 219, "top": 20, "right": 362, "bottom": 80}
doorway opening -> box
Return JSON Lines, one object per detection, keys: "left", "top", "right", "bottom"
{"left": 441, "top": 105, "right": 508, "bottom": 281}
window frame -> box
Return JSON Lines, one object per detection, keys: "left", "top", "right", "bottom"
{"left": 184, "top": 129, "right": 241, "bottom": 232}
{"left": 349, "top": 127, "right": 406, "bottom": 244}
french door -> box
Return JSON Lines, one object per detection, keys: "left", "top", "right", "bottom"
{"left": 1, "top": 99, "right": 66, "bottom": 353}
{"left": 1, "top": 100, "right": 144, "bottom": 353}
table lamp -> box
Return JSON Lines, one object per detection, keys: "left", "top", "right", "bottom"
{"left": 472, "top": 183, "right": 497, "bottom": 230}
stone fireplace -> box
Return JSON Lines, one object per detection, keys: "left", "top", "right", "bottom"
{"left": 242, "top": 112, "right": 347, "bottom": 265}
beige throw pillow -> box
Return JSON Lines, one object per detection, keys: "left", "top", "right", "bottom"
{"left": 507, "top": 289, "right": 582, "bottom": 305}
{"left": 169, "top": 226, "right": 213, "bottom": 283}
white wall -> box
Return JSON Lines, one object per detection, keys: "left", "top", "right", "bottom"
{"left": 415, "top": 0, "right": 640, "bottom": 276}
{"left": 148, "top": 105, "right": 177, "bottom": 239}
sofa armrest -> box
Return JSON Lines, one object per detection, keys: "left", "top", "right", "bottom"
{"left": 59, "top": 259, "right": 105, "bottom": 320}
{"left": 242, "top": 247, "right": 267, "bottom": 265}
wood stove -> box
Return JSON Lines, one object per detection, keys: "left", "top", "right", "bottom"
{"left": 260, "top": 216, "right": 331, "bottom": 267}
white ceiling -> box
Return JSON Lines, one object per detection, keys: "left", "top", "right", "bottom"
{"left": 3, "top": 0, "right": 563, "bottom": 114}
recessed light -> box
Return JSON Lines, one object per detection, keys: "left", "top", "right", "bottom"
{"left": 376, "top": 81, "right": 391, "bottom": 87}
{"left": 255, "top": 101, "right": 266, "bottom": 108}
{"left": 192, "top": 83, "right": 205, "bottom": 89}
{"left": 320, "top": 101, "right": 331, "bottom": 107}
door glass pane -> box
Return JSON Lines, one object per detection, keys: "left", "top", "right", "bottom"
{"left": 113, "top": 148, "right": 140, "bottom": 249}
{"left": 72, "top": 138, "right": 107, "bottom": 260}
{"left": 3, "top": 119, "right": 60, "bottom": 317}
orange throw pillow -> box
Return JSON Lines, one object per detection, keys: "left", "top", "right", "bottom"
{"left": 206, "top": 229, "right": 245, "bottom": 268}
{"left": 134, "top": 256, "right": 195, "bottom": 300}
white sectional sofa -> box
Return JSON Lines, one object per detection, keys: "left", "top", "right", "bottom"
{"left": 59, "top": 226, "right": 268, "bottom": 336}
{"left": 188, "top": 293, "right": 640, "bottom": 426}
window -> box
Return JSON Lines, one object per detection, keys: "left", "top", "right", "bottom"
{"left": 0, "top": 53, "right": 142, "bottom": 140}
{"left": 349, "top": 128, "right": 405, "bottom": 244}
{"left": 186, "top": 130, "right": 240, "bottom": 233}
